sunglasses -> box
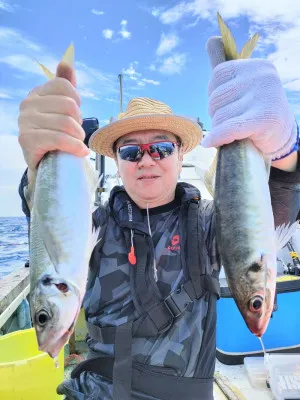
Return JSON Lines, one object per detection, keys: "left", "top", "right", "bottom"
{"left": 118, "top": 141, "right": 178, "bottom": 162}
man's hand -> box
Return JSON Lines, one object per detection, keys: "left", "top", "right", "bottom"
{"left": 18, "top": 61, "right": 89, "bottom": 173}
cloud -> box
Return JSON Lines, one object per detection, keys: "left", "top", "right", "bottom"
{"left": 284, "top": 80, "right": 300, "bottom": 92}
{"left": 98, "top": 119, "right": 110, "bottom": 125}
{"left": 151, "top": 1, "right": 300, "bottom": 105}
{"left": 122, "top": 62, "right": 141, "bottom": 78}
{"left": 153, "top": 1, "right": 300, "bottom": 27}
{"left": 0, "top": 0, "right": 15, "bottom": 12}
{"left": 158, "top": 53, "right": 187, "bottom": 74}
{"left": 91, "top": 9, "right": 104, "bottom": 15}
{"left": 121, "top": 62, "right": 160, "bottom": 89}
{"left": 103, "top": 29, "right": 114, "bottom": 39}
{"left": 0, "top": 100, "right": 20, "bottom": 136}
{"left": 0, "top": 26, "right": 121, "bottom": 138}
{"left": 0, "top": 135, "right": 28, "bottom": 216}
{"left": 0, "top": 27, "right": 41, "bottom": 52}
{"left": 148, "top": 64, "right": 156, "bottom": 71}
{"left": 106, "top": 98, "right": 119, "bottom": 103}
{"left": 151, "top": 7, "right": 161, "bottom": 17}
{"left": 0, "top": 54, "right": 49, "bottom": 75}
{"left": 119, "top": 20, "right": 131, "bottom": 39}
{"left": 156, "top": 33, "right": 180, "bottom": 56}
{"left": 78, "top": 88, "right": 101, "bottom": 100}
{"left": 142, "top": 78, "right": 160, "bottom": 86}
{"left": 0, "top": 90, "right": 13, "bottom": 99}
{"left": 0, "top": 88, "right": 28, "bottom": 100}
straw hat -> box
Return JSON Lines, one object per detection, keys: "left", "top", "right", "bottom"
{"left": 89, "top": 97, "right": 202, "bottom": 158}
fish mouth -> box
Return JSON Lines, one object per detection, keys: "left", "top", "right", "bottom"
{"left": 246, "top": 319, "right": 267, "bottom": 337}
{"left": 38, "top": 329, "right": 73, "bottom": 358}
{"left": 244, "top": 300, "right": 273, "bottom": 337}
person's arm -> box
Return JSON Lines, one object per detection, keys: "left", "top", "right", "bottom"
{"left": 269, "top": 149, "right": 300, "bottom": 227}
{"left": 272, "top": 150, "right": 298, "bottom": 172}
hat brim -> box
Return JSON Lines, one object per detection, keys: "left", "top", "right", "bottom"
{"left": 89, "top": 114, "right": 202, "bottom": 158}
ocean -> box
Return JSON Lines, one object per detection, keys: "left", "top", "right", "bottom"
{"left": 0, "top": 216, "right": 29, "bottom": 278}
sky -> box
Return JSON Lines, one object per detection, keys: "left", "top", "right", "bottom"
{"left": 1, "top": 0, "right": 300, "bottom": 216}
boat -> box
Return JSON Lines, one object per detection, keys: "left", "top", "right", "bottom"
{"left": 1, "top": 75, "right": 299, "bottom": 399}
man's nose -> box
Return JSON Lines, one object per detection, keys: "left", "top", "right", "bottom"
{"left": 137, "top": 150, "right": 156, "bottom": 167}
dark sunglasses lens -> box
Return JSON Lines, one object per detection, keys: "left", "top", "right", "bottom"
{"left": 119, "top": 145, "right": 141, "bottom": 161}
{"left": 150, "top": 142, "right": 175, "bottom": 159}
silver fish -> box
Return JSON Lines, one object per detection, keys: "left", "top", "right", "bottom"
{"left": 29, "top": 151, "right": 98, "bottom": 357}
{"left": 215, "top": 139, "right": 296, "bottom": 336}
{"left": 29, "top": 45, "right": 99, "bottom": 357}
{"left": 208, "top": 14, "right": 296, "bottom": 337}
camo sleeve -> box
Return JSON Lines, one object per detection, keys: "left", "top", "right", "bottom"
{"left": 18, "top": 169, "right": 31, "bottom": 218}
{"left": 92, "top": 203, "right": 109, "bottom": 229}
{"left": 269, "top": 149, "right": 300, "bottom": 227}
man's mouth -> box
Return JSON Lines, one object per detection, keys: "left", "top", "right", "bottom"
{"left": 138, "top": 175, "right": 160, "bottom": 180}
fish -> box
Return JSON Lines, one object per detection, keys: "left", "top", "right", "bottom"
{"left": 29, "top": 44, "right": 99, "bottom": 358}
{"left": 207, "top": 14, "right": 297, "bottom": 337}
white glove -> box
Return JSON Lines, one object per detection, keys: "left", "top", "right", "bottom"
{"left": 201, "top": 36, "right": 298, "bottom": 161}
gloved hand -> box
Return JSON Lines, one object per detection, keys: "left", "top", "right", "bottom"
{"left": 201, "top": 36, "right": 298, "bottom": 161}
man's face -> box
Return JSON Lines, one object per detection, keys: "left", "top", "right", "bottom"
{"left": 115, "top": 130, "right": 183, "bottom": 208}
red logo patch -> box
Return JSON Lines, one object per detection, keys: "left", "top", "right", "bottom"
{"left": 171, "top": 235, "right": 180, "bottom": 246}
{"left": 168, "top": 234, "right": 181, "bottom": 251}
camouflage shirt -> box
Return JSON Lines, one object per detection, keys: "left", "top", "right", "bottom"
{"left": 84, "top": 183, "right": 218, "bottom": 372}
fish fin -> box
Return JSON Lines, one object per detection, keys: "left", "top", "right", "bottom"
{"left": 240, "top": 33, "right": 260, "bottom": 59}
{"left": 217, "top": 12, "right": 239, "bottom": 61}
{"left": 91, "top": 225, "right": 101, "bottom": 250}
{"left": 36, "top": 61, "right": 55, "bottom": 80}
{"left": 276, "top": 222, "right": 299, "bottom": 251}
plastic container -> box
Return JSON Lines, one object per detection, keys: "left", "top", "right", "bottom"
{"left": 0, "top": 328, "right": 64, "bottom": 399}
{"left": 244, "top": 356, "right": 268, "bottom": 389}
{"left": 265, "top": 353, "right": 300, "bottom": 400}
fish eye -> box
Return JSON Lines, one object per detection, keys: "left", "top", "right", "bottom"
{"left": 36, "top": 310, "right": 50, "bottom": 327}
{"left": 55, "top": 283, "right": 69, "bottom": 294}
{"left": 248, "top": 296, "right": 264, "bottom": 313}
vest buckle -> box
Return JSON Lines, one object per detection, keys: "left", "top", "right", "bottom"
{"left": 164, "top": 284, "right": 193, "bottom": 318}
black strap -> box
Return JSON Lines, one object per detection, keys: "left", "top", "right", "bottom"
{"left": 71, "top": 356, "right": 214, "bottom": 400}
{"left": 113, "top": 322, "right": 133, "bottom": 400}
{"left": 187, "top": 200, "right": 205, "bottom": 298}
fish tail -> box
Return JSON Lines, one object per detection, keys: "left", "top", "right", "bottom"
{"left": 36, "top": 43, "right": 74, "bottom": 80}
{"left": 217, "top": 12, "right": 260, "bottom": 61}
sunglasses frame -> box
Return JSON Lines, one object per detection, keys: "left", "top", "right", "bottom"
{"left": 117, "top": 141, "right": 179, "bottom": 162}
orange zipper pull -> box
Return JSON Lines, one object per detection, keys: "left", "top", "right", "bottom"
{"left": 128, "top": 246, "right": 136, "bottom": 265}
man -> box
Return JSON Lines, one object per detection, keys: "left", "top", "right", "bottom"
{"left": 18, "top": 37, "right": 299, "bottom": 399}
